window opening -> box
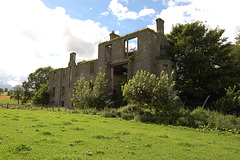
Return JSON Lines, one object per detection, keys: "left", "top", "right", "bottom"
{"left": 54, "top": 72, "right": 56, "bottom": 80}
{"left": 159, "top": 45, "right": 167, "bottom": 56}
{"left": 62, "top": 86, "right": 65, "bottom": 96}
{"left": 61, "top": 101, "right": 64, "bottom": 107}
{"left": 90, "top": 63, "right": 94, "bottom": 74}
{"left": 125, "top": 37, "right": 138, "bottom": 57}
{"left": 52, "top": 87, "right": 55, "bottom": 97}
{"left": 105, "top": 44, "right": 112, "bottom": 62}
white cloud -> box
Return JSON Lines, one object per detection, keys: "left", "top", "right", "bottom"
{"left": 108, "top": 0, "right": 155, "bottom": 20}
{"left": 150, "top": 0, "right": 240, "bottom": 43}
{"left": 139, "top": 9, "right": 155, "bottom": 17}
{"left": 101, "top": 11, "right": 110, "bottom": 16}
{"left": 0, "top": 0, "right": 110, "bottom": 88}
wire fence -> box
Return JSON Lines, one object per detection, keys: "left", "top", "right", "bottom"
{"left": 0, "top": 103, "right": 76, "bottom": 112}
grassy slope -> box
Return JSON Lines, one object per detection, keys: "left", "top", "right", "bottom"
{"left": 0, "top": 108, "right": 239, "bottom": 160}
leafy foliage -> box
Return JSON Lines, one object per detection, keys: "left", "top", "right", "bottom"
{"left": 72, "top": 69, "right": 111, "bottom": 109}
{"left": 32, "top": 82, "right": 50, "bottom": 106}
{"left": 0, "top": 88, "right": 3, "bottom": 93}
{"left": 167, "top": 21, "right": 235, "bottom": 109}
{"left": 215, "top": 85, "right": 240, "bottom": 116}
{"left": 10, "top": 85, "right": 23, "bottom": 104}
{"left": 122, "top": 70, "right": 177, "bottom": 115}
{"left": 22, "top": 66, "right": 52, "bottom": 103}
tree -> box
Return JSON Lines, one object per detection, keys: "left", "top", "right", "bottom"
{"left": 25, "top": 66, "right": 53, "bottom": 91}
{"left": 213, "top": 32, "right": 240, "bottom": 115}
{"left": 215, "top": 85, "right": 240, "bottom": 116}
{"left": 32, "top": 82, "right": 50, "bottom": 106}
{"left": 4, "top": 88, "right": 8, "bottom": 92}
{"left": 72, "top": 77, "right": 89, "bottom": 109}
{"left": 22, "top": 66, "right": 53, "bottom": 103}
{"left": 72, "top": 69, "right": 110, "bottom": 109}
{"left": 167, "top": 21, "right": 233, "bottom": 109}
{"left": 90, "top": 71, "right": 110, "bottom": 109}
{"left": 10, "top": 85, "right": 23, "bottom": 104}
{"left": 0, "top": 88, "right": 3, "bottom": 94}
{"left": 122, "top": 70, "right": 177, "bottom": 115}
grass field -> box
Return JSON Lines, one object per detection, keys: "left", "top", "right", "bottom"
{"left": 0, "top": 92, "right": 18, "bottom": 104}
{"left": 0, "top": 108, "right": 240, "bottom": 160}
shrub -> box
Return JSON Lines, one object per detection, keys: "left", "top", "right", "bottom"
{"left": 190, "top": 107, "right": 209, "bottom": 127}
{"left": 215, "top": 85, "right": 240, "bottom": 116}
{"left": 176, "top": 117, "right": 190, "bottom": 126}
{"left": 117, "top": 104, "right": 137, "bottom": 116}
{"left": 121, "top": 113, "right": 134, "bottom": 120}
{"left": 122, "top": 70, "right": 177, "bottom": 115}
{"left": 214, "top": 114, "right": 240, "bottom": 131}
{"left": 138, "top": 114, "right": 158, "bottom": 123}
{"left": 72, "top": 68, "right": 111, "bottom": 110}
{"left": 102, "top": 108, "right": 117, "bottom": 118}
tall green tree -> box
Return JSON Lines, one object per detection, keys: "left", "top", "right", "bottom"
{"left": 10, "top": 85, "right": 23, "bottom": 104}
{"left": 167, "top": 21, "right": 233, "bottom": 109}
{"left": 0, "top": 88, "right": 3, "bottom": 94}
{"left": 214, "top": 33, "right": 240, "bottom": 115}
{"left": 32, "top": 81, "right": 50, "bottom": 106}
{"left": 22, "top": 66, "right": 53, "bottom": 103}
{"left": 24, "top": 66, "right": 53, "bottom": 91}
{"left": 215, "top": 85, "right": 240, "bottom": 116}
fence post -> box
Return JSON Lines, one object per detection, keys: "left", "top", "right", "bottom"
{"left": 7, "top": 103, "right": 9, "bottom": 109}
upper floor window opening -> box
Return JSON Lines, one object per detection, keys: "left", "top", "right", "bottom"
{"left": 54, "top": 72, "right": 56, "bottom": 80}
{"left": 158, "top": 44, "right": 167, "bottom": 56}
{"left": 125, "top": 37, "right": 138, "bottom": 57}
{"left": 90, "top": 63, "right": 94, "bottom": 74}
{"left": 62, "top": 86, "right": 65, "bottom": 96}
{"left": 105, "top": 44, "right": 112, "bottom": 62}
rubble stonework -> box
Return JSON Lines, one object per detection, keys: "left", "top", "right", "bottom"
{"left": 49, "top": 18, "right": 174, "bottom": 108}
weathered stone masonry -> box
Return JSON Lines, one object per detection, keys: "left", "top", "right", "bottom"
{"left": 49, "top": 18, "right": 174, "bottom": 108}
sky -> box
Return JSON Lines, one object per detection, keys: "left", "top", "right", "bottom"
{"left": 0, "top": 0, "right": 240, "bottom": 89}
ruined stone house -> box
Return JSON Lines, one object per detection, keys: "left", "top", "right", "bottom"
{"left": 49, "top": 18, "right": 174, "bottom": 108}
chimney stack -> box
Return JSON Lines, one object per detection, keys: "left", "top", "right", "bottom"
{"left": 70, "top": 52, "right": 76, "bottom": 63}
{"left": 156, "top": 18, "right": 164, "bottom": 33}
{"left": 110, "top": 31, "right": 120, "bottom": 40}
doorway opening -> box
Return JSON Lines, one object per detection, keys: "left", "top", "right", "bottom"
{"left": 112, "top": 64, "right": 128, "bottom": 106}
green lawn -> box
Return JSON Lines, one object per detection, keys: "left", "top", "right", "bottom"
{"left": 0, "top": 108, "right": 239, "bottom": 159}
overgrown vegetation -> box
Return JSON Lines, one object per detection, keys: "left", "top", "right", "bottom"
{"left": 122, "top": 70, "right": 177, "bottom": 116}
{"left": 167, "top": 21, "right": 240, "bottom": 110}
{"left": 32, "top": 82, "right": 50, "bottom": 106}
{"left": 72, "top": 69, "right": 111, "bottom": 109}
{"left": 101, "top": 105, "right": 240, "bottom": 133}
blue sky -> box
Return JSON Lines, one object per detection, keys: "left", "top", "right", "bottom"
{"left": 0, "top": 0, "right": 240, "bottom": 89}
{"left": 41, "top": 0, "right": 168, "bottom": 35}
